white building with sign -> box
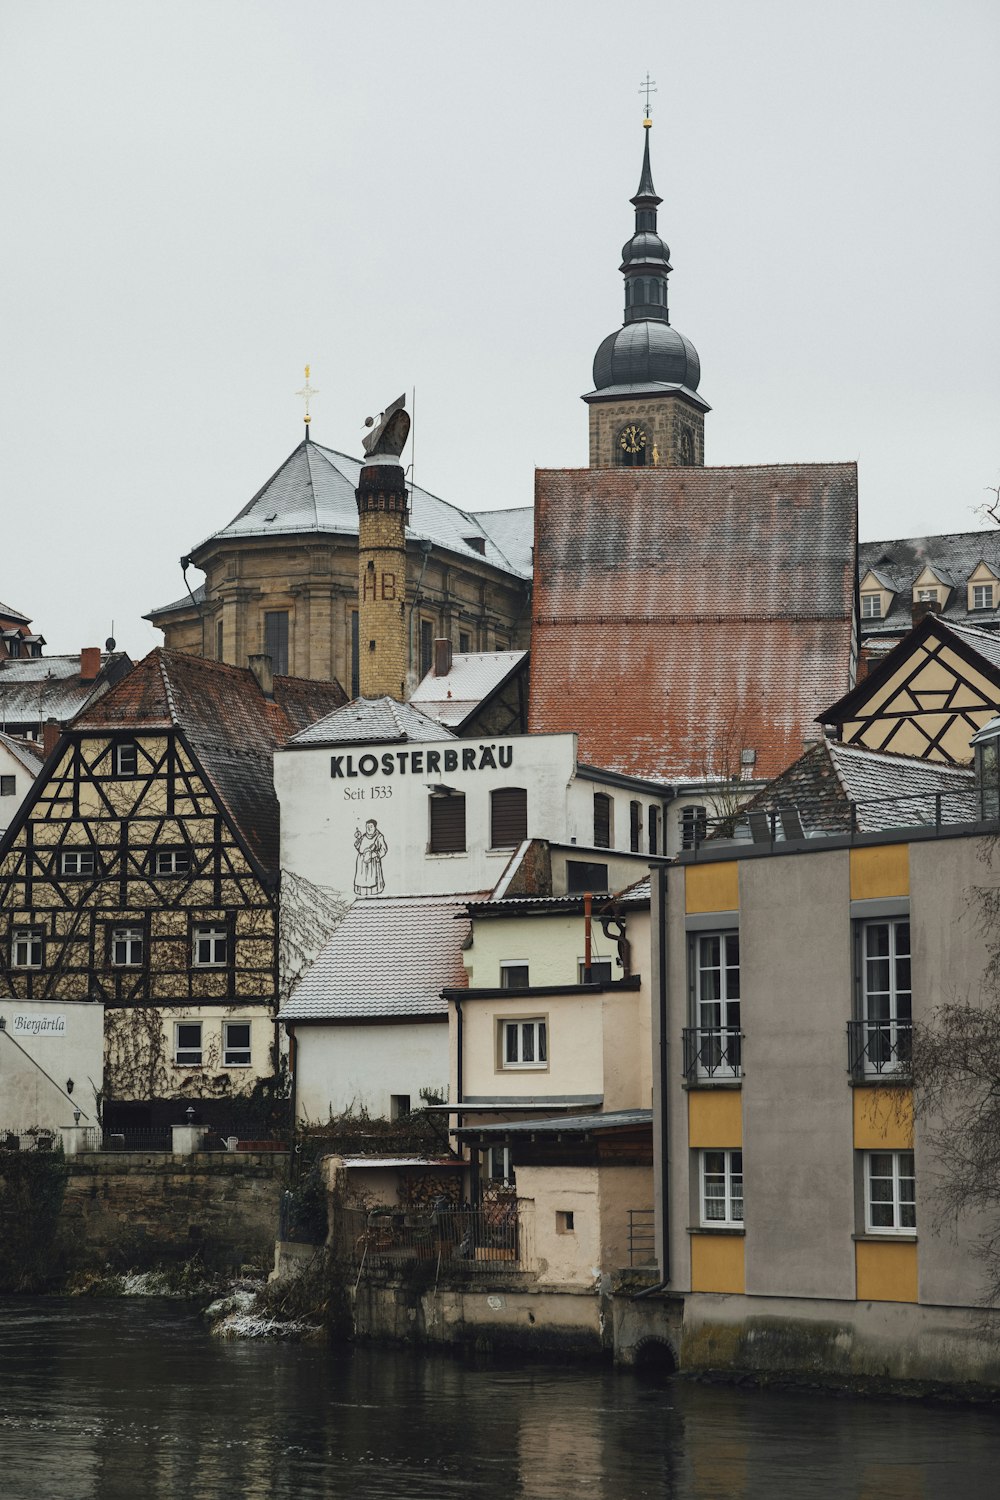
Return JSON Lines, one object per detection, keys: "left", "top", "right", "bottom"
{"left": 0, "top": 998, "right": 104, "bottom": 1134}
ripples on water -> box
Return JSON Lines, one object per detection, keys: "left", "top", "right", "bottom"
{"left": 0, "top": 1298, "right": 998, "bottom": 1499}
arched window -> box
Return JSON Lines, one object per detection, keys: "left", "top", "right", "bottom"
{"left": 679, "top": 428, "right": 695, "bottom": 466}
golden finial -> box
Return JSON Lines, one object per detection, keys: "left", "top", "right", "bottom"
{"left": 296, "top": 364, "right": 319, "bottom": 427}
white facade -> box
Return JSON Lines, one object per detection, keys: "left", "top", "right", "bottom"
{"left": 0, "top": 734, "right": 40, "bottom": 838}
{"left": 293, "top": 1020, "right": 448, "bottom": 1124}
{"left": 275, "top": 730, "right": 667, "bottom": 903}
{"left": 0, "top": 998, "right": 104, "bottom": 1132}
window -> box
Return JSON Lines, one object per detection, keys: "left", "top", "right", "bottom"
{"left": 429, "top": 793, "right": 466, "bottom": 853}
{"left": 175, "top": 1022, "right": 203, "bottom": 1066}
{"left": 459, "top": 632, "right": 471, "bottom": 654}
{"left": 389, "top": 1094, "right": 411, "bottom": 1121}
{"left": 593, "top": 792, "right": 612, "bottom": 848}
{"left": 861, "top": 593, "right": 883, "bottom": 619}
{"left": 490, "top": 787, "right": 527, "bottom": 848}
{"left": 263, "top": 610, "right": 289, "bottom": 676}
{"left": 484, "top": 1144, "right": 512, "bottom": 1184}
{"left": 192, "top": 923, "right": 229, "bottom": 967}
{"left": 680, "top": 805, "right": 707, "bottom": 851}
{"left": 916, "top": 588, "right": 938, "bottom": 603}
{"left": 223, "top": 1021, "right": 252, "bottom": 1066}
{"left": 859, "top": 918, "right": 911, "bottom": 1074}
{"left": 420, "top": 619, "right": 434, "bottom": 679}
{"left": 629, "top": 800, "right": 642, "bottom": 852}
{"left": 110, "top": 925, "right": 144, "bottom": 967}
{"left": 679, "top": 428, "right": 695, "bottom": 466}
{"left": 700, "top": 1149, "right": 744, "bottom": 1227}
{"left": 11, "top": 928, "right": 42, "bottom": 969}
{"left": 0, "top": 775, "right": 15, "bottom": 797}
{"left": 500, "top": 962, "right": 530, "bottom": 989}
{"left": 579, "top": 958, "right": 613, "bottom": 983}
{"left": 865, "top": 1150, "right": 916, "bottom": 1234}
{"left": 501, "top": 1017, "right": 547, "bottom": 1069}
{"left": 690, "top": 932, "right": 741, "bottom": 1079}
{"left": 153, "top": 848, "right": 192, "bottom": 877}
{"left": 648, "top": 804, "right": 659, "bottom": 856}
{"left": 114, "top": 741, "right": 138, "bottom": 777}
{"left": 566, "top": 859, "right": 609, "bottom": 895}
{"left": 973, "top": 583, "right": 994, "bottom": 610}
{"left": 216, "top": 618, "right": 224, "bottom": 661}
{"left": 556, "top": 1211, "right": 575, "bottom": 1234}
{"left": 350, "top": 610, "right": 360, "bottom": 699}
{"left": 59, "top": 849, "right": 96, "bottom": 877}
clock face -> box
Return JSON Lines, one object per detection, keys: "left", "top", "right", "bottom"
{"left": 619, "top": 424, "right": 647, "bottom": 455}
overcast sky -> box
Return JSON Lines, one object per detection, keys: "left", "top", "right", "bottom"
{"left": 2, "top": 0, "right": 998, "bottom": 658}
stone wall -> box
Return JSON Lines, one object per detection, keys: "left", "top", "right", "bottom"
{"left": 59, "top": 1150, "right": 288, "bottom": 1272}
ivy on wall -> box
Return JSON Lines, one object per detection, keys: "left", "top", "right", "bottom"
{"left": 0, "top": 1151, "right": 70, "bottom": 1292}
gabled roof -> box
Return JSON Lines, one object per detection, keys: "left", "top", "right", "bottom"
{"left": 409, "top": 651, "right": 527, "bottom": 730}
{"left": 529, "top": 463, "right": 858, "bottom": 780}
{"left": 278, "top": 894, "right": 480, "bottom": 1022}
{"left": 0, "top": 731, "right": 45, "bottom": 773}
{"left": 183, "top": 440, "right": 534, "bottom": 580}
{"left": 71, "top": 650, "right": 347, "bottom": 874}
{"left": 819, "top": 615, "right": 1000, "bottom": 727}
{"left": 0, "top": 601, "right": 30, "bottom": 625}
{"left": 288, "top": 694, "right": 454, "bottom": 747}
{"left": 730, "top": 738, "right": 976, "bottom": 837}
{"left": 0, "top": 653, "right": 133, "bottom": 727}
{"left": 859, "top": 530, "right": 1000, "bottom": 635}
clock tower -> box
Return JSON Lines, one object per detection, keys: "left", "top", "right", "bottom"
{"left": 583, "top": 116, "right": 709, "bottom": 468}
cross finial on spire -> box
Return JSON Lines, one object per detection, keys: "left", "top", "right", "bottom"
{"left": 639, "top": 72, "right": 656, "bottom": 125}
{"left": 296, "top": 364, "right": 319, "bottom": 435}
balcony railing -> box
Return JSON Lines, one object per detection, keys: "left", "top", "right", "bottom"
{"left": 340, "top": 1200, "right": 523, "bottom": 1273}
{"left": 847, "top": 1018, "right": 912, "bottom": 1080}
{"left": 682, "top": 1026, "right": 743, "bottom": 1083}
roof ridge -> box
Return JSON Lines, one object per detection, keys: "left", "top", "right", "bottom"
{"left": 831, "top": 740, "right": 974, "bottom": 777}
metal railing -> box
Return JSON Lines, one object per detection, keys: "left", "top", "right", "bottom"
{"left": 98, "top": 1126, "right": 173, "bottom": 1152}
{"left": 0, "top": 1127, "right": 60, "bottom": 1152}
{"left": 342, "top": 1201, "right": 522, "bottom": 1274}
{"left": 682, "top": 1026, "right": 743, "bottom": 1082}
{"left": 627, "top": 1208, "right": 656, "bottom": 1268}
{"left": 689, "top": 787, "right": 981, "bottom": 852}
{"left": 847, "top": 1019, "right": 912, "bottom": 1079}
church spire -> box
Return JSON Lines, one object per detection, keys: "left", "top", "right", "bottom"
{"left": 632, "top": 119, "right": 661, "bottom": 205}
{"left": 620, "top": 119, "right": 672, "bottom": 326}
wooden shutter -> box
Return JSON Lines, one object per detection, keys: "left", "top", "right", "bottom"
{"left": 491, "top": 787, "right": 527, "bottom": 847}
{"left": 630, "top": 800, "right": 641, "bottom": 852}
{"left": 594, "top": 793, "right": 611, "bottom": 848}
{"left": 430, "top": 794, "right": 466, "bottom": 853}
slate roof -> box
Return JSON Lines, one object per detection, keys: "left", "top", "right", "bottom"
{"left": 288, "top": 695, "right": 455, "bottom": 747}
{"left": 0, "top": 601, "right": 30, "bottom": 625}
{"left": 184, "top": 440, "right": 534, "bottom": 580}
{"left": 529, "top": 463, "right": 858, "bottom": 781}
{"left": 457, "top": 1109, "right": 653, "bottom": 1137}
{"left": 0, "top": 731, "right": 45, "bottom": 773}
{"left": 72, "top": 650, "right": 347, "bottom": 875}
{"left": 729, "top": 738, "right": 976, "bottom": 838}
{"left": 409, "top": 651, "right": 527, "bottom": 730}
{"left": 278, "top": 894, "right": 479, "bottom": 1022}
{"left": 0, "top": 653, "right": 133, "bottom": 729}
{"left": 859, "top": 530, "right": 1000, "bottom": 638}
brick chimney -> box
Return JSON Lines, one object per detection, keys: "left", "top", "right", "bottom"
{"left": 79, "top": 647, "right": 101, "bottom": 683}
{"left": 911, "top": 599, "right": 942, "bottom": 629}
{"left": 248, "top": 653, "right": 274, "bottom": 698}
{"left": 433, "top": 638, "right": 453, "bottom": 677}
{"left": 42, "top": 718, "right": 61, "bottom": 757}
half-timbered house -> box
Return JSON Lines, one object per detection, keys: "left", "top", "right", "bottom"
{"left": 0, "top": 649, "right": 346, "bottom": 1131}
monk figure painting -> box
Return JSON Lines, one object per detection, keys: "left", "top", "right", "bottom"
{"left": 353, "top": 818, "right": 387, "bottom": 896}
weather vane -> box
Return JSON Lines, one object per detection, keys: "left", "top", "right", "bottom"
{"left": 639, "top": 72, "right": 657, "bottom": 121}
{"left": 296, "top": 364, "right": 318, "bottom": 428}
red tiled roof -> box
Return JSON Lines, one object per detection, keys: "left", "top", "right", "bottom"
{"left": 528, "top": 464, "right": 858, "bottom": 781}
{"left": 72, "top": 650, "right": 347, "bottom": 875}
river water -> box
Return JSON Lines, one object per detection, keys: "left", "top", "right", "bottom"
{"left": 0, "top": 1298, "right": 998, "bottom": 1500}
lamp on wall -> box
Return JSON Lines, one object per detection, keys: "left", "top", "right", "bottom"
{"left": 66, "top": 1078, "right": 74, "bottom": 1095}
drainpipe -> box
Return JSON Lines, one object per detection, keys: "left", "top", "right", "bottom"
{"left": 583, "top": 893, "right": 593, "bottom": 982}
{"left": 635, "top": 863, "right": 670, "bottom": 1296}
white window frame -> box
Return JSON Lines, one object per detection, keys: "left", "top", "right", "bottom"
{"left": 915, "top": 587, "right": 939, "bottom": 604}
{"left": 11, "top": 927, "right": 43, "bottom": 969}
{"left": 860, "top": 918, "right": 911, "bottom": 1075}
{"left": 223, "top": 1021, "right": 252, "bottom": 1067}
{"left": 500, "top": 1016, "right": 547, "bottom": 1070}
{"left": 60, "top": 849, "right": 96, "bottom": 877}
{"left": 192, "top": 923, "right": 229, "bottom": 968}
{"left": 114, "top": 741, "right": 139, "bottom": 777}
{"left": 972, "top": 583, "right": 994, "bottom": 610}
{"left": 0, "top": 775, "right": 15, "bottom": 797}
{"left": 499, "top": 961, "right": 530, "bottom": 990}
{"left": 578, "top": 957, "right": 614, "bottom": 984}
{"left": 865, "top": 1150, "right": 916, "bottom": 1234}
{"left": 861, "top": 592, "right": 883, "bottom": 619}
{"left": 175, "top": 1021, "right": 203, "bottom": 1067}
{"left": 700, "top": 1148, "right": 744, "bottom": 1228}
{"left": 693, "top": 931, "right": 741, "bottom": 1079}
{"left": 484, "top": 1144, "right": 513, "bottom": 1185}
{"left": 110, "top": 925, "right": 144, "bottom": 968}
{"left": 153, "top": 848, "right": 192, "bottom": 876}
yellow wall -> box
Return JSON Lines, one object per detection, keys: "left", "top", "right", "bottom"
{"left": 855, "top": 1240, "right": 917, "bottom": 1303}
{"left": 853, "top": 1088, "right": 913, "bottom": 1150}
{"left": 685, "top": 862, "right": 739, "bottom": 914}
{"left": 690, "top": 1234, "right": 745, "bottom": 1294}
{"left": 849, "top": 844, "right": 909, "bottom": 900}
{"left": 688, "top": 1089, "right": 743, "bottom": 1147}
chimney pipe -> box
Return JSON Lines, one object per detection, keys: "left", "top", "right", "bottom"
{"left": 248, "top": 653, "right": 274, "bottom": 698}
{"left": 42, "top": 718, "right": 61, "bottom": 758}
{"left": 79, "top": 647, "right": 101, "bottom": 683}
{"left": 911, "top": 599, "right": 942, "bottom": 629}
{"left": 433, "top": 638, "right": 453, "bottom": 678}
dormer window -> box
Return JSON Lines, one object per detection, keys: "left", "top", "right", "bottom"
{"left": 973, "top": 583, "right": 995, "bottom": 610}
{"left": 861, "top": 593, "right": 883, "bottom": 619}
{"left": 916, "top": 588, "right": 939, "bottom": 604}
